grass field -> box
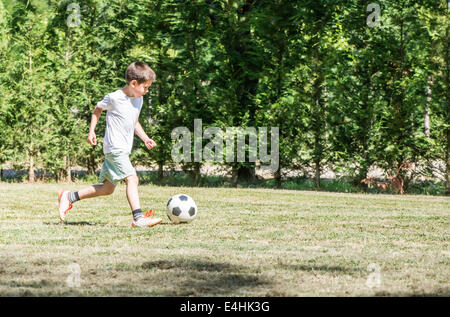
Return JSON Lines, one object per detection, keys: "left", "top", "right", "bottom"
{"left": 0, "top": 182, "right": 449, "bottom": 296}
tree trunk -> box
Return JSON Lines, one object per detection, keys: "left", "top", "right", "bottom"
{"left": 239, "top": 165, "right": 255, "bottom": 184}
{"left": 425, "top": 75, "right": 433, "bottom": 138}
{"left": 224, "top": 1, "right": 257, "bottom": 185}
{"left": 183, "top": 163, "right": 201, "bottom": 186}
{"left": 28, "top": 52, "right": 35, "bottom": 184}
{"left": 445, "top": 3, "right": 450, "bottom": 196}
{"left": 65, "top": 155, "right": 72, "bottom": 182}
{"left": 447, "top": 130, "right": 450, "bottom": 196}
{"left": 232, "top": 164, "right": 238, "bottom": 187}
{"left": 87, "top": 150, "right": 96, "bottom": 175}
{"left": 271, "top": 39, "right": 285, "bottom": 189}
{"left": 313, "top": 44, "right": 324, "bottom": 190}
{"left": 238, "top": 166, "right": 256, "bottom": 184}
{"left": 29, "top": 142, "right": 35, "bottom": 183}
{"left": 274, "top": 168, "right": 282, "bottom": 189}
{"left": 323, "top": 79, "right": 329, "bottom": 142}
{"left": 231, "top": 163, "right": 256, "bottom": 187}
{"left": 314, "top": 159, "right": 321, "bottom": 189}
{"left": 354, "top": 163, "right": 370, "bottom": 189}
{"left": 193, "top": 163, "right": 201, "bottom": 186}
{"left": 158, "top": 162, "right": 164, "bottom": 179}
{"left": 424, "top": 105, "right": 430, "bottom": 138}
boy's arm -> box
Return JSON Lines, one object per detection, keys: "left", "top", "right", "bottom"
{"left": 135, "top": 121, "right": 157, "bottom": 150}
{"left": 87, "top": 107, "right": 103, "bottom": 146}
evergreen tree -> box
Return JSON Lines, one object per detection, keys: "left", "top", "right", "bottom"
{"left": 3, "top": 0, "right": 54, "bottom": 182}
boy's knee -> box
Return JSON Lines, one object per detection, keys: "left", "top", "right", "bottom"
{"left": 105, "top": 185, "right": 115, "bottom": 195}
{"left": 126, "top": 174, "right": 139, "bottom": 186}
{"left": 102, "top": 182, "right": 116, "bottom": 195}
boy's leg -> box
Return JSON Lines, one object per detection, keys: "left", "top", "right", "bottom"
{"left": 77, "top": 180, "right": 116, "bottom": 199}
{"left": 125, "top": 174, "right": 140, "bottom": 212}
{"left": 58, "top": 180, "right": 116, "bottom": 221}
{"left": 125, "top": 174, "right": 162, "bottom": 228}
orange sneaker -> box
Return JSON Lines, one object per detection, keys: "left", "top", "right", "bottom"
{"left": 131, "top": 209, "right": 162, "bottom": 228}
{"left": 58, "top": 190, "right": 73, "bottom": 222}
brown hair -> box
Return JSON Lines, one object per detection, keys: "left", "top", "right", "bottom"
{"left": 125, "top": 61, "right": 156, "bottom": 84}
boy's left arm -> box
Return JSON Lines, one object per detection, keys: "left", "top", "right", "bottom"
{"left": 135, "top": 121, "right": 157, "bottom": 150}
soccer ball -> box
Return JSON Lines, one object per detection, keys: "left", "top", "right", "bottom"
{"left": 166, "top": 194, "right": 198, "bottom": 224}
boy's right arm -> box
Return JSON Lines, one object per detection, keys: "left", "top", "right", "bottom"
{"left": 87, "top": 107, "right": 103, "bottom": 146}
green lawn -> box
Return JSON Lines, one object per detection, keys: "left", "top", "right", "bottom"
{"left": 0, "top": 182, "right": 449, "bottom": 296}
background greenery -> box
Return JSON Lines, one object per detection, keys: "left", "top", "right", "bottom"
{"left": 0, "top": 0, "right": 448, "bottom": 195}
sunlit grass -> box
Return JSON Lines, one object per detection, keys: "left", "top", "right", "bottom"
{"left": 0, "top": 182, "right": 449, "bottom": 296}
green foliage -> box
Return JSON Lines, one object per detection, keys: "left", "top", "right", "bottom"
{"left": 0, "top": 0, "right": 448, "bottom": 195}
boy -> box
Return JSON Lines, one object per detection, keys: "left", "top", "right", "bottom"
{"left": 58, "top": 61, "right": 162, "bottom": 228}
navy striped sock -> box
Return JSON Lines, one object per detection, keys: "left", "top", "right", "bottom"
{"left": 132, "top": 209, "right": 143, "bottom": 220}
{"left": 68, "top": 192, "right": 80, "bottom": 204}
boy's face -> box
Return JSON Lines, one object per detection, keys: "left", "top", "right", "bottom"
{"left": 129, "top": 80, "right": 152, "bottom": 98}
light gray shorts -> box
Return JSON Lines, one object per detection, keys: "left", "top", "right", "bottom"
{"left": 99, "top": 152, "right": 136, "bottom": 186}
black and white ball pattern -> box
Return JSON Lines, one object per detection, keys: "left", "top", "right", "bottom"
{"left": 166, "top": 194, "right": 198, "bottom": 224}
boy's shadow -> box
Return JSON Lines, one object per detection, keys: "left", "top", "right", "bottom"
{"left": 158, "top": 222, "right": 190, "bottom": 226}
{"left": 64, "top": 221, "right": 99, "bottom": 226}
{"left": 44, "top": 221, "right": 186, "bottom": 226}
{"left": 44, "top": 221, "right": 100, "bottom": 226}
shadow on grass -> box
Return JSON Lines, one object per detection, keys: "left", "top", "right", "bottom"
{"left": 372, "top": 290, "right": 450, "bottom": 297}
{"left": 278, "top": 263, "right": 363, "bottom": 276}
{"left": 140, "top": 258, "right": 271, "bottom": 296}
{"left": 44, "top": 221, "right": 101, "bottom": 226}
{"left": 64, "top": 221, "right": 102, "bottom": 226}
{"left": 142, "top": 259, "right": 242, "bottom": 272}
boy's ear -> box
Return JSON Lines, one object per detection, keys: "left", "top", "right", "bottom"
{"left": 129, "top": 79, "right": 138, "bottom": 88}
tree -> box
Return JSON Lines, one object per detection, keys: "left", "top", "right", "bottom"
{"left": 0, "top": 0, "right": 11, "bottom": 180}
{"left": 253, "top": 0, "right": 304, "bottom": 188}
{"left": 3, "top": 0, "right": 54, "bottom": 182}
{"left": 206, "top": 0, "right": 264, "bottom": 185}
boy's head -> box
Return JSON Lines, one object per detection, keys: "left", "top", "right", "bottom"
{"left": 125, "top": 62, "right": 156, "bottom": 98}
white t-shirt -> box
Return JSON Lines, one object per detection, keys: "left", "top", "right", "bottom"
{"left": 96, "top": 89, "right": 143, "bottom": 155}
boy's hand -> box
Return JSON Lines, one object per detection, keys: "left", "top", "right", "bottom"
{"left": 144, "top": 138, "right": 157, "bottom": 150}
{"left": 88, "top": 132, "right": 97, "bottom": 146}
